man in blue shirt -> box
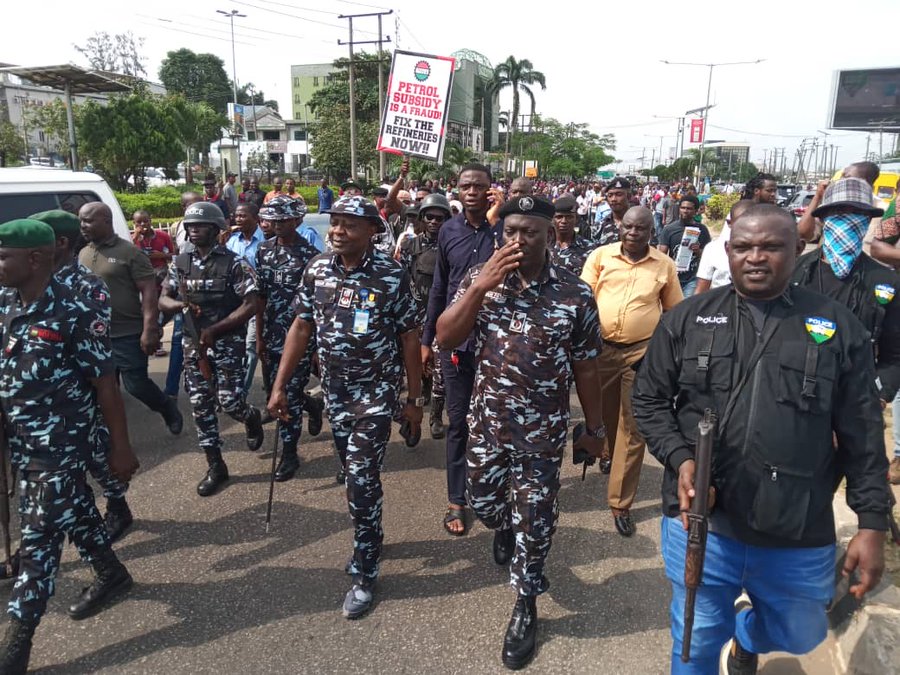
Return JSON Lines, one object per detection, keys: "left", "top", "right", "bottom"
{"left": 318, "top": 178, "right": 335, "bottom": 213}
{"left": 227, "top": 203, "right": 265, "bottom": 394}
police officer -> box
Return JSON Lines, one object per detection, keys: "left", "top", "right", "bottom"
{"left": 158, "top": 202, "right": 265, "bottom": 497}
{"left": 268, "top": 196, "right": 422, "bottom": 620}
{"left": 791, "top": 177, "right": 900, "bottom": 404}
{"left": 549, "top": 194, "right": 597, "bottom": 276}
{"left": 633, "top": 204, "right": 890, "bottom": 674}
{"left": 255, "top": 198, "right": 321, "bottom": 481}
{"left": 31, "top": 209, "right": 135, "bottom": 542}
{"left": 591, "top": 177, "right": 631, "bottom": 245}
{"left": 436, "top": 196, "right": 606, "bottom": 670}
{"left": 399, "top": 193, "right": 452, "bottom": 438}
{"left": 0, "top": 219, "right": 139, "bottom": 674}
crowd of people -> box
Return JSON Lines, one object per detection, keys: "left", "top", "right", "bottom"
{"left": 0, "top": 158, "right": 896, "bottom": 674}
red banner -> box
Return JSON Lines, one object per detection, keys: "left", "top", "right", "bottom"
{"left": 689, "top": 118, "right": 704, "bottom": 144}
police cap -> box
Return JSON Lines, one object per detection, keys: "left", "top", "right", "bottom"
{"left": 259, "top": 195, "right": 308, "bottom": 221}
{"left": 0, "top": 219, "right": 56, "bottom": 248}
{"left": 606, "top": 177, "right": 631, "bottom": 192}
{"left": 29, "top": 209, "right": 81, "bottom": 239}
{"left": 553, "top": 195, "right": 578, "bottom": 214}
{"left": 498, "top": 196, "right": 555, "bottom": 221}
{"left": 326, "top": 196, "right": 385, "bottom": 232}
{"left": 371, "top": 186, "right": 389, "bottom": 198}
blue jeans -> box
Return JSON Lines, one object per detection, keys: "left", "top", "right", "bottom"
{"left": 111, "top": 334, "right": 168, "bottom": 413}
{"left": 164, "top": 313, "right": 184, "bottom": 397}
{"left": 893, "top": 390, "right": 900, "bottom": 459}
{"left": 680, "top": 278, "right": 699, "bottom": 298}
{"left": 243, "top": 316, "right": 258, "bottom": 395}
{"left": 661, "top": 517, "right": 834, "bottom": 674}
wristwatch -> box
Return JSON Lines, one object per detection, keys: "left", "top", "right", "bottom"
{"left": 406, "top": 397, "right": 425, "bottom": 407}
{"left": 585, "top": 423, "right": 607, "bottom": 439}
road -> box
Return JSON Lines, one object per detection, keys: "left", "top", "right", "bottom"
{"left": 23, "top": 357, "right": 834, "bottom": 674}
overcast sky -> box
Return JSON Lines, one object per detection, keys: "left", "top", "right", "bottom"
{"left": 7, "top": 0, "right": 899, "bottom": 175}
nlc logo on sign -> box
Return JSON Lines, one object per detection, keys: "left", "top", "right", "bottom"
{"left": 414, "top": 61, "right": 431, "bottom": 82}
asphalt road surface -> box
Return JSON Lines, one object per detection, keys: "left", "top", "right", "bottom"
{"left": 22, "top": 358, "right": 834, "bottom": 674}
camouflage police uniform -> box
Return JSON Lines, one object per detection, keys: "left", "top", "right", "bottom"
{"left": 55, "top": 260, "right": 128, "bottom": 502}
{"left": 255, "top": 235, "right": 319, "bottom": 454}
{"left": 550, "top": 236, "right": 597, "bottom": 277}
{"left": 165, "top": 245, "right": 258, "bottom": 466}
{"left": 0, "top": 280, "right": 118, "bottom": 625}
{"left": 453, "top": 258, "right": 602, "bottom": 595}
{"left": 294, "top": 247, "right": 419, "bottom": 584}
{"left": 591, "top": 211, "right": 622, "bottom": 247}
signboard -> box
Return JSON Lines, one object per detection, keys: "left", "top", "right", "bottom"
{"left": 228, "top": 103, "right": 246, "bottom": 138}
{"left": 266, "top": 140, "right": 287, "bottom": 154}
{"left": 596, "top": 170, "right": 615, "bottom": 179}
{"left": 377, "top": 49, "right": 456, "bottom": 163}
{"left": 689, "top": 118, "right": 705, "bottom": 144}
{"left": 828, "top": 67, "right": 900, "bottom": 130}
{"left": 525, "top": 166, "right": 538, "bottom": 178}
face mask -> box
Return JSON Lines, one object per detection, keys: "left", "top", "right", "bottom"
{"left": 821, "top": 213, "right": 870, "bottom": 279}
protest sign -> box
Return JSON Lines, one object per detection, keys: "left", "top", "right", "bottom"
{"left": 377, "top": 50, "right": 455, "bottom": 163}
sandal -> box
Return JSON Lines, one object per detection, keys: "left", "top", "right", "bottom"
{"left": 443, "top": 506, "right": 467, "bottom": 537}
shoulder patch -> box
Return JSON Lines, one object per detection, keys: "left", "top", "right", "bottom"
{"left": 874, "top": 283, "right": 895, "bottom": 305}
{"left": 90, "top": 319, "right": 109, "bottom": 337}
{"left": 804, "top": 316, "right": 836, "bottom": 344}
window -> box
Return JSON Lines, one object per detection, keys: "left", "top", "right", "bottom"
{"left": 293, "top": 130, "right": 307, "bottom": 141}
{"left": 247, "top": 131, "right": 256, "bottom": 141}
{"left": 293, "top": 77, "right": 299, "bottom": 87}
{"left": 313, "top": 76, "right": 319, "bottom": 87}
{"left": 262, "top": 130, "right": 280, "bottom": 141}
{"left": 0, "top": 191, "right": 101, "bottom": 220}
{"left": 293, "top": 94, "right": 301, "bottom": 104}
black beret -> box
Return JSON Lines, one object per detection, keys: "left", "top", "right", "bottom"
{"left": 554, "top": 195, "right": 577, "bottom": 213}
{"left": 498, "top": 196, "right": 554, "bottom": 221}
{"left": 606, "top": 177, "right": 631, "bottom": 191}
{"left": 371, "top": 187, "right": 389, "bottom": 197}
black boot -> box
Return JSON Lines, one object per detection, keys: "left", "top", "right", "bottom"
{"left": 245, "top": 406, "right": 264, "bottom": 451}
{"left": 67, "top": 552, "right": 133, "bottom": 620}
{"left": 429, "top": 397, "right": 446, "bottom": 440}
{"left": 422, "top": 374, "right": 433, "bottom": 405}
{"left": 305, "top": 394, "right": 324, "bottom": 437}
{"left": 274, "top": 447, "right": 300, "bottom": 482}
{"left": 161, "top": 396, "right": 184, "bottom": 435}
{"left": 0, "top": 616, "right": 36, "bottom": 675}
{"left": 493, "top": 527, "right": 514, "bottom": 566}
{"left": 502, "top": 595, "right": 537, "bottom": 670}
{"left": 104, "top": 496, "right": 134, "bottom": 543}
{"left": 197, "top": 457, "right": 229, "bottom": 497}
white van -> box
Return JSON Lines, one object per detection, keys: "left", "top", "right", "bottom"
{"left": 0, "top": 168, "right": 131, "bottom": 239}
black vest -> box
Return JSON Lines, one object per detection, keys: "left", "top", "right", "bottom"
{"left": 174, "top": 248, "right": 243, "bottom": 340}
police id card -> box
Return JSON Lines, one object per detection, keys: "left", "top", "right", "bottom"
{"left": 352, "top": 309, "right": 369, "bottom": 334}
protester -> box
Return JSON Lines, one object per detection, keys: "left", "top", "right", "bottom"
{"left": 658, "top": 195, "right": 711, "bottom": 297}
{"left": 695, "top": 200, "right": 752, "bottom": 295}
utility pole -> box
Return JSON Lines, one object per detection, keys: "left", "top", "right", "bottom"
{"left": 217, "top": 8, "right": 246, "bottom": 182}
{"left": 339, "top": 10, "right": 393, "bottom": 183}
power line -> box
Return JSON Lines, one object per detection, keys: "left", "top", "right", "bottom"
{"left": 234, "top": 0, "right": 379, "bottom": 35}
{"left": 397, "top": 17, "right": 426, "bottom": 52}
{"left": 137, "top": 15, "right": 263, "bottom": 43}
{"left": 707, "top": 123, "right": 857, "bottom": 139}
{"left": 136, "top": 20, "right": 260, "bottom": 47}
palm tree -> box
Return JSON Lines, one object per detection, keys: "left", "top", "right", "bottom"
{"left": 442, "top": 142, "right": 476, "bottom": 173}
{"left": 489, "top": 56, "right": 547, "bottom": 148}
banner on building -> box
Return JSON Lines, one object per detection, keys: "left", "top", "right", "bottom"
{"left": 689, "top": 118, "right": 704, "bottom": 144}
{"left": 229, "top": 103, "right": 246, "bottom": 138}
{"left": 377, "top": 50, "right": 456, "bottom": 163}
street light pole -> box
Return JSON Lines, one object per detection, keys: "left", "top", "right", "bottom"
{"left": 217, "top": 8, "right": 246, "bottom": 181}
{"left": 661, "top": 59, "right": 764, "bottom": 186}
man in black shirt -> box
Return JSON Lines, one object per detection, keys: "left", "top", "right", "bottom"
{"left": 658, "top": 195, "right": 711, "bottom": 298}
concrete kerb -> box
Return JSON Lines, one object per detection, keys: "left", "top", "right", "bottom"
{"left": 829, "top": 494, "right": 900, "bottom": 674}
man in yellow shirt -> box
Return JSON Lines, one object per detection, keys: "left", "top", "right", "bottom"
{"left": 581, "top": 206, "right": 683, "bottom": 537}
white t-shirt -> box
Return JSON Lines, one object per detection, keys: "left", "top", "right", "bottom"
{"left": 697, "top": 225, "right": 732, "bottom": 288}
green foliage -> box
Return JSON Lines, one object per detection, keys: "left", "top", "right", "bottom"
{"left": 115, "top": 187, "right": 184, "bottom": 219}
{"left": 74, "top": 31, "right": 147, "bottom": 77}
{"left": 489, "top": 56, "right": 546, "bottom": 157}
{"left": 165, "top": 96, "right": 227, "bottom": 182}
{"left": 158, "top": 49, "right": 233, "bottom": 115}
{"left": 515, "top": 115, "right": 615, "bottom": 180}
{"left": 24, "top": 100, "right": 75, "bottom": 162}
{"left": 705, "top": 192, "right": 742, "bottom": 220}
{"left": 0, "top": 122, "right": 25, "bottom": 166}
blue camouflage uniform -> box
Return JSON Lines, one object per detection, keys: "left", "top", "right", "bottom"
{"left": 55, "top": 260, "right": 127, "bottom": 501}
{"left": 165, "top": 246, "right": 257, "bottom": 463}
{"left": 453, "top": 258, "right": 602, "bottom": 596}
{"left": 0, "top": 280, "right": 116, "bottom": 624}
{"left": 550, "top": 236, "right": 598, "bottom": 278}
{"left": 294, "top": 247, "right": 419, "bottom": 583}
{"left": 255, "top": 236, "right": 319, "bottom": 451}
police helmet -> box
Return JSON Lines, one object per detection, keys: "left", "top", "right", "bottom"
{"left": 417, "top": 193, "right": 452, "bottom": 219}
{"left": 182, "top": 202, "right": 227, "bottom": 230}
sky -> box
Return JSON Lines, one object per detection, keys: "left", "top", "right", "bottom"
{"left": 6, "top": 0, "right": 900, "bottom": 176}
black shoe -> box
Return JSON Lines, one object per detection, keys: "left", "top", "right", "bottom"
{"left": 493, "top": 528, "right": 514, "bottom": 566}
{"left": 162, "top": 397, "right": 184, "bottom": 435}
{"left": 723, "top": 637, "right": 759, "bottom": 675}
{"left": 422, "top": 375, "right": 433, "bottom": 406}
{"left": 0, "top": 550, "right": 20, "bottom": 584}
{"left": 599, "top": 457, "right": 612, "bottom": 474}
{"left": 67, "top": 555, "right": 133, "bottom": 620}
{"left": 306, "top": 394, "right": 324, "bottom": 437}
{"left": 104, "top": 497, "right": 134, "bottom": 543}
{"left": 197, "top": 461, "right": 229, "bottom": 497}
{"left": 335, "top": 468, "right": 346, "bottom": 485}
{"left": 613, "top": 511, "right": 635, "bottom": 537}
{"left": 260, "top": 408, "right": 276, "bottom": 425}
{"left": 245, "top": 406, "right": 264, "bottom": 451}
{"left": 502, "top": 595, "right": 537, "bottom": 670}
{"left": 274, "top": 451, "right": 300, "bottom": 482}
{"left": 0, "top": 616, "right": 36, "bottom": 675}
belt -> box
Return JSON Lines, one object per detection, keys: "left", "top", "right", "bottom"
{"left": 603, "top": 338, "right": 650, "bottom": 349}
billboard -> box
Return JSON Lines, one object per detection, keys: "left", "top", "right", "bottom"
{"left": 377, "top": 50, "right": 456, "bottom": 163}
{"left": 689, "top": 118, "right": 704, "bottom": 144}
{"left": 828, "top": 67, "right": 900, "bottom": 130}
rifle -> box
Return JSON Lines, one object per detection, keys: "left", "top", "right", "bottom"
{"left": 0, "top": 419, "right": 12, "bottom": 578}
{"left": 265, "top": 421, "right": 280, "bottom": 533}
{"left": 571, "top": 422, "right": 597, "bottom": 481}
{"left": 681, "top": 409, "right": 717, "bottom": 664}
{"left": 177, "top": 274, "right": 213, "bottom": 382}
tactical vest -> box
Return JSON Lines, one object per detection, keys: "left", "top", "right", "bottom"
{"left": 174, "top": 250, "right": 243, "bottom": 340}
{"left": 410, "top": 237, "right": 438, "bottom": 301}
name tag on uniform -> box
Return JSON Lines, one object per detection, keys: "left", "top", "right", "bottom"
{"left": 353, "top": 309, "right": 369, "bottom": 334}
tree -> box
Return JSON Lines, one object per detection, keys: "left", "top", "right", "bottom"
{"left": 237, "top": 83, "right": 279, "bottom": 114}
{"left": 166, "top": 96, "right": 228, "bottom": 184}
{"left": 246, "top": 148, "right": 279, "bottom": 183}
{"left": 24, "top": 100, "right": 75, "bottom": 164}
{"left": 80, "top": 90, "right": 183, "bottom": 192}
{"left": 442, "top": 142, "right": 477, "bottom": 173}
{"left": 0, "top": 122, "right": 24, "bottom": 167}
{"left": 510, "top": 115, "right": 615, "bottom": 180}
{"left": 74, "top": 31, "right": 147, "bottom": 77}
{"left": 489, "top": 56, "right": 546, "bottom": 159}
{"left": 159, "top": 49, "right": 233, "bottom": 115}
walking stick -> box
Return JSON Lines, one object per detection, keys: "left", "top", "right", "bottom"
{"left": 265, "top": 420, "right": 280, "bottom": 533}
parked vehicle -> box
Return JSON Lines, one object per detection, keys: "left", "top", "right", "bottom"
{"left": 776, "top": 183, "right": 799, "bottom": 207}
{"left": 785, "top": 190, "right": 816, "bottom": 222}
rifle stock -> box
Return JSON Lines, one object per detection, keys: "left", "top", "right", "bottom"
{"left": 681, "top": 409, "right": 716, "bottom": 663}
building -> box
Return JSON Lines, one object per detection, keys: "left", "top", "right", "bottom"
{"left": 216, "top": 104, "right": 313, "bottom": 178}
{"left": 289, "top": 64, "right": 336, "bottom": 123}
{"left": 447, "top": 49, "right": 500, "bottom": 154}
{"left": 704, "top": 142, "right": 751, "bottom": 173}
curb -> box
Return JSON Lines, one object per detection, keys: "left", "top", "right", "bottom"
{"left": 829, "top": 493, "right": 900, "bottom": 674}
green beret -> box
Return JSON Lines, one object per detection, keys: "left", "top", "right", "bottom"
{"left": 29, "top": 210, "right": 81, "bottom": 239}
{"left": 0, "top": 219, "right": 56, "bottom": 248}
